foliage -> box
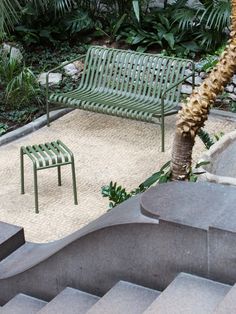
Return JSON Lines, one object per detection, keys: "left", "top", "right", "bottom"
{"left": 197, "top": 128, "right": 215, "bottom": 149}
{"left": 101, "top": 159, "right": 211, "bottom": 209}
{"left": 0, "top": 48, "right": 43, "bottom": 110}
{"left": 121, "top": 0, "right": 230, "bottom": 56}
{"left": 0, "top": 123, "right": 8, "bottom": 135}
{"left": 197, "top": 45, "right": 226, "bottom": 72}
{"left": 101, "top": 161, "right": 171, "bottom": 209}
{"left": 230, "top": 101, "right": 236, "bottom": 112}
{"left": 0, "top": 0, "right": 143, "bottom": 45}
{"left": 197, "top": 128, "right": 224, "bottom": 149}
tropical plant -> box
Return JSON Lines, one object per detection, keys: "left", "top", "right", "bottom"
{"left": 0, "top": 0, "right": 142, "bottom": 43}
{"left": 171, "top": 0, "right": 236, "bottom": 180}
{"left": 101, "top": 159, "right": 209, "bottom": 209}
{"left": 101, "top": 161, "right": 171, "bottom": 209}
{"left": 121, "top": 0, "right": 230, "bottom": 56}
{"left": 197, "top": 128, "right": 224, "bottom": 149}
{"left": 0, "top": 49, "right": 42, "bottom": 109}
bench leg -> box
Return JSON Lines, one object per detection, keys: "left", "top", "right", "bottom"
{"left": 33, "top": 166, "right": 39, "bottom": 214}
{"left": 57, "top": 166, "right": 62, "bottom": 186}
{"left": 46, "top": 99, "right": 50, "bottom": 127}
{"left": 71, "top": 160, "right": 78, "bottom": 205}
{"left": 161, "top": 116, "right": 165, "bottom": 153}
{"left": 20, "top": 148, "right": 25, "bottom": 194}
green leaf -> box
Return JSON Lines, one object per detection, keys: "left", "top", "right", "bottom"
{"left": 132, "top": 0, "right": 140, "bottom": 22}
{"left": 163, "top": 33, "right": 175, "bottom": 49}
{"left": 195, "top": 161, "right": 210, "bottom": 169}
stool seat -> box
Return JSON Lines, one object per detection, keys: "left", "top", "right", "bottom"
{"left": 20, "top": 139, "right": 78, "bottom": 213}
{"left": 21, "top": 140, "right": 73, "bottom": 169}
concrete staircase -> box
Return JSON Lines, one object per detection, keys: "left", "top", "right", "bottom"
{"left": 1, "top": 273, "right": 235, "bottom": 313}
{"left": 0, "top": 182, "right": 236, "bottom": 313}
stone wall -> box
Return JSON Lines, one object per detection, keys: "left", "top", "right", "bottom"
{"left": 182, "top": 64, "right": 236, "bottom": 104}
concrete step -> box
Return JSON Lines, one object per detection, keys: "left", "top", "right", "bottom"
{"left": 86, "top": 281, "right": 160, "bottom": 314}
{"left": 38, "top": 287, "right": 100, "bottom": 314}
{"left": 214, "top": 284, "right": 236, "bottom": 313}
{"left": 0, "top": 222, "right": 25, "bottom": 261}
{"left": 2, "top": 293, "right": 47, "bottom": 314}
{"left": 144, "top": 273, "right": 231, "bottom": 314}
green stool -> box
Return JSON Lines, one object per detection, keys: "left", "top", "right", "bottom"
{"left": 20, "top": 140, "right": 78, "bottom": 213}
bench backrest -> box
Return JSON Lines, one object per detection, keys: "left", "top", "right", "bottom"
{"left": 80, "top": 46, "right": 192, "bottom": 105}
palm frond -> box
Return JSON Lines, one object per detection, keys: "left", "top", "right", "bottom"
{"left": 0, "top": 0, "right": 21, "bottom": 34}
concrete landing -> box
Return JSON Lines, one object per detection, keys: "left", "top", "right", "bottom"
{"left": 140, "top": 182, "right": 236, "bottom": 230}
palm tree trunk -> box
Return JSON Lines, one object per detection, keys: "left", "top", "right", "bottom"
{"left": 171, "top": 0, "right": 236, "bottom": 181}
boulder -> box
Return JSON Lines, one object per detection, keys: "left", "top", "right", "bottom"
{"left": 38, "top": 73, "right": 62, "bottom": 86}
{"left": 63, "top": 60, "right": 84, "bottom": 78}
{"left": 2, "top": 43, "right": 23, "bottom": 62}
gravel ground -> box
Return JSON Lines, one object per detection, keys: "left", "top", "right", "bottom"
{"left": 0, "top": 110, "right": 235, "bottom": 243}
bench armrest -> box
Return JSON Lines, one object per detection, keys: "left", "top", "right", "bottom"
{"left": 45, "top": 54, "right": 86, "bottom": 126}
{"left": 45, "top": 54, "right": 86, "bottom": 98}
{"left": 160, "top": 70, "right": 195, "bottom": 117}
{"left": 161, "top": 73, "right": 194, "bottom": 100}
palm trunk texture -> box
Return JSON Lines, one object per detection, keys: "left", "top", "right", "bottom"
{"left": 171, "top": 0, "right": 236, "bottom": 180}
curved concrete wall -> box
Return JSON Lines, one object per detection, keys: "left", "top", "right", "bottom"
{"left": 0, "top": 182, "right": 236, "bottom": 305}
{"left": 0, "top": 193, "right": 208, "bottom": 305}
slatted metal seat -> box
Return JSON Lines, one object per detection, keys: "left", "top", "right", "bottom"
{"left": 46, "top": 46, "right": 195, "bottom": 151}
{"left": 20, "top": 140, "right": 78, "bottom": 213}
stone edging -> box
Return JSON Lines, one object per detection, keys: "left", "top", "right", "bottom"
{"left": 210, "top": 109, "right": 236, "bottom": 122}
{"left": 0, "top": 108, "right": 73, "bottom": 147}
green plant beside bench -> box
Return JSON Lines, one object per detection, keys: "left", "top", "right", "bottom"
{"left": 46, "top": 46, "right": 195, "bottom": 151}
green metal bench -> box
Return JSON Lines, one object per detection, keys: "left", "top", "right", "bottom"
{"left": 46, "top": 46, "right": 195, "bottom": 151}
{"left": 20, "top": 140, "right": 78, "bottom": 213}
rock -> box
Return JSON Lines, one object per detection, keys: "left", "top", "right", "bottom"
{"left": 225, "top": 84, "right": 234, "bottom": 93}
{"left": 228, "top": 93, "right": 236, "bottom": 101}
{"left": 184, "top": 69, "right": 192, "bottom": 77}
{"left": 200, "top": 72, "right": 207, "bottom": 79}
{"left": 181, "top": 84, "right": 193, "bottom": 95}
{"left": 232, "top": 75, "right": 236, "bottom": 85}
{"left": 63, "top": 61, "right": 84, "bottom": 78}
{"left": 38, "top": 73, "right": 62, "bottom": 86}
{"left": 186, "top": 75, "right": 202, "bottom": 86}
{"left": 63, "top": 63, "right": 78, "bottom": 76}
{"left": 2, "top": 43, "right": 23, "bottom": 62}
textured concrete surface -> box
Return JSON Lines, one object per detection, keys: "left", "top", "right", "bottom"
{"left": 140, "top": 182, "right": 236, "bottom": 229}
{"left": 144, "top": 273, "right": 231, "bottom": 314}
{"left": 0, "top": 110, "right": 235, "bottom": 243}
{"left": 2, "top": 293, "right": 47, "bottom": 314}
{"left": 38, "top": 287, "right": 99, "bottom": 314}
{"left": 0, "top": 221, "right": 24, "bottom": 261}
{"left": 86, "top": 281, "right": 160, "bottom": 314}
{"left": 214, "top": 284, "right": 236, "bottom": 314}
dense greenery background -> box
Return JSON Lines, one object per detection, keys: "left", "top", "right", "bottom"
{"left": 0, "top": 0, "right": 233, "bottom": 136}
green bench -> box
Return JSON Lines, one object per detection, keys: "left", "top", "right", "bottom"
{"left": 46, "top": 46, "right": 194, "bottom": 151}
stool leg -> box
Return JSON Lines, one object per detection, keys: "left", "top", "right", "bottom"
{"left": 71, "top": 159, "right": 78, "bottom": 205}
{"left": 57, "top": 166, "right": 62, "bottom": 186}
{"left": 33, "top": 166, "right": 39, "bottom": 214}
{"left": 20, "top": 148, "right": 25, "bottom": 194}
